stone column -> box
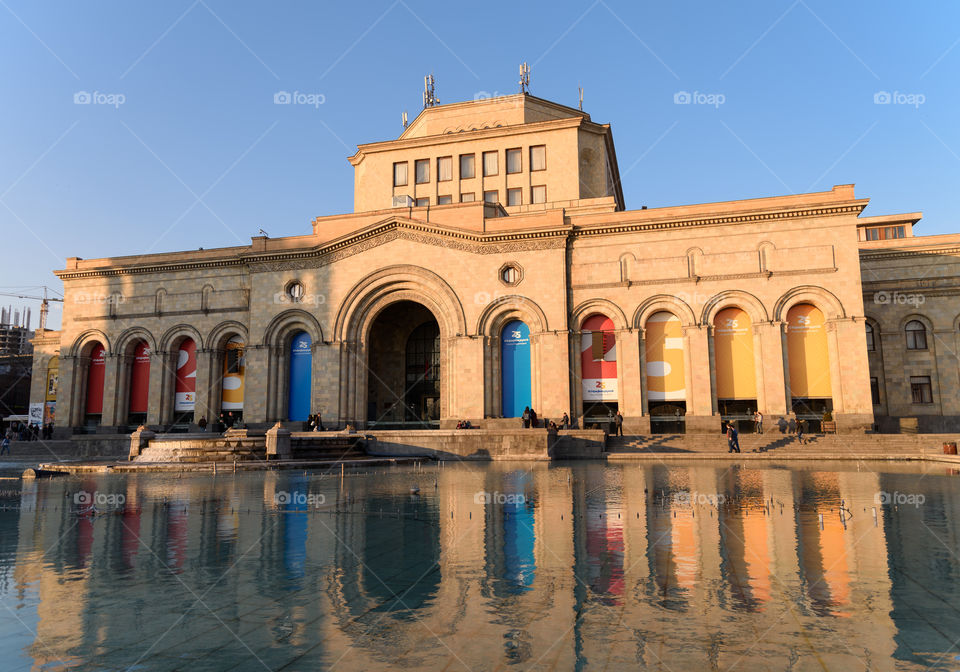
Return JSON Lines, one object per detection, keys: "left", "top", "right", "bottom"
{"left": 98, "top": 353, "right": 121, "bottom": 433}
{"left": 242, "top": 345, "right": 269, "bottom": 426}
{"left": 830, "top": 317, "right": 874, "bottom": 431}
{"left": 755, "top": 321, "right": 788, "bottom": 417}
{"left": 450, "top": 336, "right": 484, "bottom": 420}
{"left": 313, "top": 341, "right": 340, "bottom": 427}
{"left": 684, "top": 324, "right": 714, "bottom": 431}
{"left": 618, "top": 328, "right": 644, "bottom": 430}
{"left": 55, "top": 355, "right": 77, "bottom": 432}
{"left": 194, "top": 348, "right": 216, "bottom": 426}
{"left": 156, "top": 350, "right": 171, "bottom": 426}
{"left": 534, "top": 330, "right": 570, "bottom": 423}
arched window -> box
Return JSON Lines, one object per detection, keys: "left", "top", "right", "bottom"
{"left": 905, "top": 320, "right": 927, "bottom": 350}
{"left": 865, "top": 323, "right": 875, "bottom": 351}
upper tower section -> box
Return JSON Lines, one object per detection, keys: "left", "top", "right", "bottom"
{"left": 348, "top": 93, "right": 624, "bottom": 215}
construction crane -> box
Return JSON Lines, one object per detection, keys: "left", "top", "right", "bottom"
{"left": 0, "top": 287, "right": 64, "bottom": 331}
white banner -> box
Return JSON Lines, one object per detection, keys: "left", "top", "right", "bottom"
{"left": 29, "top": 403, "right": 43, "bottom": 425}
{"left": 582, "top": 378, "right": 618, "bottom": 401}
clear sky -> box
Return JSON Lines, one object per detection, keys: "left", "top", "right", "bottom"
{"left": 1, "top": 0, "right": 958, "bottom": 330}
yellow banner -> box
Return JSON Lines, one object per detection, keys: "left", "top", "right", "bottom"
{"left": 714, "top": 307, "right": 756, "bottom": 399}
{"left": 786, "top": 304, "right": 832, "bottom": 398}
{"left": 645, "top": 312, "right": 685, "bottom": 401}
{"left": 221, "top": 336, "right": 245, "bottom": 410}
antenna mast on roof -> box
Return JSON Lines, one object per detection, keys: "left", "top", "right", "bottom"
{"left": 578, "top": 86, "right": 583, "bottom": 111}
{"left": 519, "top": 62, "right": 530, "bottom": 93}
{"left": 401, "top": 110, "right": 408, "bottom": 129}
{"left": 423, "top": 74, "right": 438, "bottom": 108}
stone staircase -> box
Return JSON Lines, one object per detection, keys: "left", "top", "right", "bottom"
{"left": 604, "top": 433, "right": 960, "bottom": 459}
{"left": 134, "top": 434, "right": 267, "bottom": 463}
{"left": 290, "top": 434, "right": 365, "bottom": 460}
{"left": 132, "top": 432, "right": 366, "bottom": 464}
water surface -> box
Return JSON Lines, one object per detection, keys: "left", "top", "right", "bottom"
{"left": 1, "top": 460, "right": 959, "bottom": 670}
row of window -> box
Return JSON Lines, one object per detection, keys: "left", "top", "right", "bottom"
{"left": 865, "top": 320, "right": 929, "bottom": 351}
{"left": 862, "top": 225, "right": 906, "bottom": 241}
{"left": 393, "top": 146, "right": 547, "bottom": 187}
{"left": 408, "top": 185, "right": 548, "bottom": 208}
{"left": 870, "top": 375, "right": 933, "bottom": 405}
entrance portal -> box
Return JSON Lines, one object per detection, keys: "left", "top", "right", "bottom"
{"left": 367, "top": 301, "right": 441, "bottom": 428}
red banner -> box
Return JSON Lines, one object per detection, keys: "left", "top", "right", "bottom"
{"left": 129, "top": 341, "right": 151, "bottom": 414}
{"left": 174, "top": 338, "right": 197, "bottom": 412}
{"left": 85, "top": 343, "right": 106, "bottom": 415}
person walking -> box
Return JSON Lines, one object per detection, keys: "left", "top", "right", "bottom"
{"left": 726, "top": 422, "right": 741, "bottom": 453}
{"left": 614, "top": 411, "right": 624, "bottom": 436}
{"left": 522, "top": 406, "right": 531, "bottom": 429}
{"left": 561, "top": 412, "right": 569, "bottom": 430}
{"left": 0, "top": 436, "right": 9, "bottom": 456}
{"left": 754, "top": 410, "right": 763, "bottom": 434}
{"left": 529, "top": 407, "right": 538, "bottom": 428}
{"left": 796, "top": 416, "right": 806, "bottom": 445}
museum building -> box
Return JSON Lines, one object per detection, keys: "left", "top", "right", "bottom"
{"left": 28, "top": 93, "right": 960, "bottom": 435}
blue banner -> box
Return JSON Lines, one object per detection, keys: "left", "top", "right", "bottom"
{"left": 501, "top": 320, "right": 531, "bottom": 418}
{"left": 288, "top": 331, "right": 312, "bottom": 421}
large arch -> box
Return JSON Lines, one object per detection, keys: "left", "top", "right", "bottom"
{"left": 476, "top": 296, "right": 549, "bottom": 419}
{"left": 114, "top": 326, "right": 157, "bottom": 354}
{"left": 570, "top": 298, "right": 629, "bottom": 332}
{"left": 632, "top": 294, "right": 697, "bottom": 330}
{"left": 700, "top": 290, "right": 769, "bottom": 326}
{"left": 334, "top": 266, "right": 465, "bottom": 426}
{"left": 159, "top": 324, "right": 203, "bottom": 353}
{"left": 207, "top": 320, "right": 249, "bottom": 351}
{"left": 69, "top": 329, "right": 111, "bottom": 357}
{"left": 262, "top": 309, "right": 325, "bottom": 422}
{"left": 476, "top": 295, "right": 549, "bottom": 338}
{"left": 773, "top": 286, "right": 846, "bottom": 322}
{"left": 335, "top": 265, "right": 466, "bottom": 343}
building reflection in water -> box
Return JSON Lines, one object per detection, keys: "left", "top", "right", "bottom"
{"left": 2, "top": 461, "right": 959, "bottom": 670}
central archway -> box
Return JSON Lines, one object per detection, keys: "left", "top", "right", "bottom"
{"left": 366, "top": 301, "right": 441, "bottom": 428}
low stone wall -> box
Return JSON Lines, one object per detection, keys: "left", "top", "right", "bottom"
{"left": 363, "top": 429, "right": 558, "bottom": 460}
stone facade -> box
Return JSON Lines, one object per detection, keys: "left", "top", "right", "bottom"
{"left": 29, "top": 93, "right": 958, "bottom": 435}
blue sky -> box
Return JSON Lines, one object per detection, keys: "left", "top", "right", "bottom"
{"left": 1, "top": 0, "right": 958, "bottom": 330}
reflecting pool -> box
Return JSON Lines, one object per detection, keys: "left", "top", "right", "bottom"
{"left": 2, "top": 461, "right": 960, "bottom": 670}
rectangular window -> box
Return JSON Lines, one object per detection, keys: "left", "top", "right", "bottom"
{"left": 460, "top": 154, "right": 475, "bottom": 179}
{"left": 865, "top": 228, "right": 879, "bottom": 241}
{"left": 437, "top": 156, "right": 452, "bottom": 182}
{"left": 415, "top": 159, "right": 429, "bottom": 184}
{"left": 483, "top": 190, "right": 498, "bottom": 204}
{"left": 506, "top": 148, "right": 521, "bottom": 174}
{"left": 393, "top": 162, "right": 408, "bottom": 187}
{"left": 870, "top": 377, "right": 880, "bottom": 404}
{"left": 460, "top": 192, "right": 475, "bottom": 203}
{"left": 910, "top": 376, "right": 933, "bottom": 404}
{"left": 415, "top": 197, "right": 429, "bottom": 207}
{"left": 531, "top": 185, "right": 546, "bottom": 204}
{"left": 865, "top": 225, "right": 906, "bottom": 241}
{"left": 507, "top": 188, "right": 522, "bottom": 206}
{"left": 483, "top": 151, "right": 498, "bottom": 177}
{"left": 530, "top": 145, "right": 546, "bottom": 171}
{"left": 437, "top": 194, "right": 452, "bottom": 205}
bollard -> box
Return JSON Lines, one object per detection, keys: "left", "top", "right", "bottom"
{"left": 819, "top": 513, "right": 824, "bottom": 530}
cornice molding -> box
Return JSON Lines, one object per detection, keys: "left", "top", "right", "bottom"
{"left": 860, "top": 245, "right": 960, "bottom": 261}
{"left": 56, "top": 202, "right": 865, "bottom": 280}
